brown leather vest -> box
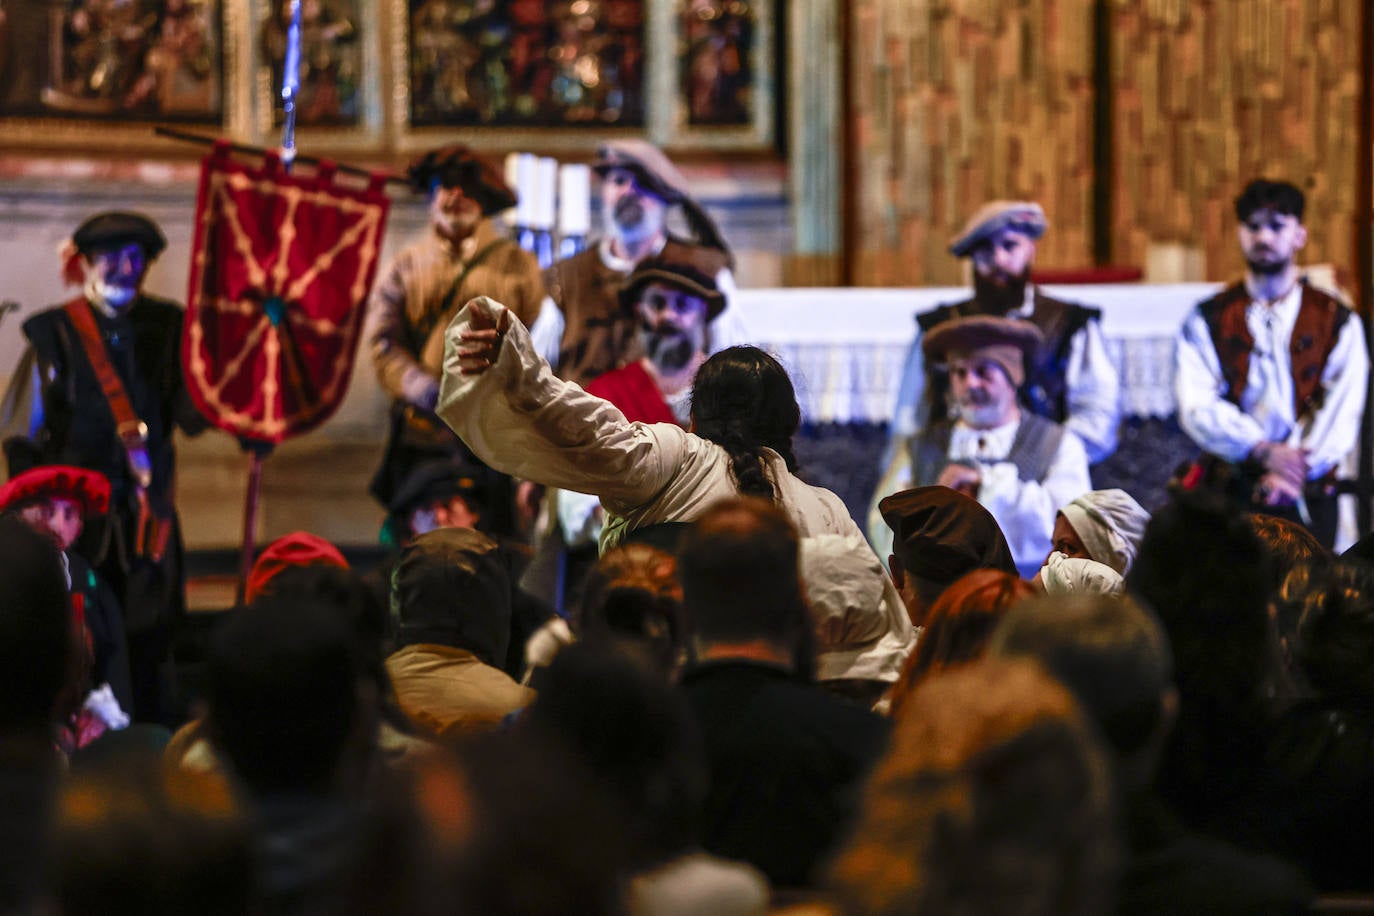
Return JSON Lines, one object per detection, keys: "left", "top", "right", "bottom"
{"left": 1198, "top": 281, "right": 1351, "bottom": 420}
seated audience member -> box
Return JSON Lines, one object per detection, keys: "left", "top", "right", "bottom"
{"left": 242, "top": 530, "right": 350, "bottom": 604}
{"left": 0, "top": 515, "right": 76, "bottom": 914}
{"left": 521, "top": 542, "right": 685, "bottom": 684}
{"left": 380, "top": 458, "right": 553, "bottom": 681}
{"left": 521, "top": 645, "right": 769, "bottom": 915}
{"left": 904, "top": 315, "right": 1092, "bottom": 576}
{"left": 799, "top": 533, "right": 917, "bottom": 710}
{"left": 887, "top": 568, "right": 1034, "bottom": 714}
{"left": 1050, "top": 488, "right": 1151, "bottom": 575}
{"left": 1247, "top": 513, "right": 1332, "bottom": 701}
{"left": 56, "top": 762, "right": 252, "bottom": 916}
{"left": 1124, "top": 491, "right": 1274, "bottom": 843}
{"left": 877, "top": 485, "right": 1018, "bottom": 626}
{"left": 1257, "top": 561, "right": 1374, "bottom": 891}
{"left": 991, "top": 593, "right": 1313, "bottom": 914}
{"left": 1035, "top": 552, "right": 1126, "bottom": 596}
{"left": 0, "top": 464, "right": 132, "bottom": 738}
{"left": 386, "top": 528, "right": 535, "bottom": 738}
{"left": 676, "top": 498, "right": 890, "bottom": 888}
{"left": 827, "top": 658, "right": 1117, "bottom": 916}
{"left": 203, "top": 597, "right": 383, "bottom": 915}
{"left": 168, "top": 563, "right": 430, "bottom": 781}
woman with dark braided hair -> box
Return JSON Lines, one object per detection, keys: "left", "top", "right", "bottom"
{"left": 435, "top": 296, "right": 881, "bottom": 554}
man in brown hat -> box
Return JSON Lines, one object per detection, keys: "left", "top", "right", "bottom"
{"left": 2, "top": 210, "right": 208, "bottom": 723}
{"left": 532, "top": 139, "right": 746, "bottom": 387}
{"left": 908, "top": 314, "right": 1091, "bottom": 577}
{"left": 872, "top": 201, "right": 1118, "bottom": 548}
{"left": 368, "top": 145, "right": 547, "bottom": 530}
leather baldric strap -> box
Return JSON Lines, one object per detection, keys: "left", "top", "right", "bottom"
{"left": 63, "top": 299, "right": 169, "bottom": 561}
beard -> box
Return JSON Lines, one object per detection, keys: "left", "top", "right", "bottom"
{"left": 1245, "top": 254, "right": 1288, "bottom": 276}
{"left": 641, "top": 325, "right": 703, "bottom": 372}
{"left": 972, "top": 266, "right": 1031, "bottom": 314}
{"left": 614, "top": 195, "right": 647, "bottom": 233}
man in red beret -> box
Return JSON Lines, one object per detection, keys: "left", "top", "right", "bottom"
{"left": 534, "top": 139, "right": 746, "bottom": 388}
{"left": 367, "top": 145, "right": 547, "bottom": 534}
{"left": 908, "top": 315, "right": 1091, "bottom": 577}
{"left": 3, "top": 210, "right": 207, "bottom": 724}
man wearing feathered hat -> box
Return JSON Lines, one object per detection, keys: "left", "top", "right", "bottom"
{"left": 909, "top": 314, "right": 1092, "bottom": 576}
{"left": 2, "top": 210, "right": 207, "bottom": 724}
{"left": 533, "top": 139, "right": 747, "bottom": 387}
{"left": 368, "top": 145, "right": 547, "bottom": 532}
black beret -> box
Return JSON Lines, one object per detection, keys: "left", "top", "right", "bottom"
{"left": 72, "top": 211, "right": 167, "bottom": 259}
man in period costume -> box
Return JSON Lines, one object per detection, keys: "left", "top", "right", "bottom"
{"left": 367, "top": 144, "right": 547, "bottom": 534}
{"left": 1174, "top": 178, "right": 1368, "bottom": 547}
{"left": 3, "top": 210, "right": 208, "bottom": 723}
{"left": 871, "top": 200, "right": 1119, "bottom": 552}
{"left": 908, "top": 315, "right": 1092, "bottom": 576}
{"left": 532, "top": 139, "right": 746, "bottom": 386}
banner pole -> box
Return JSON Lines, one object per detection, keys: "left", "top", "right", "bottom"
{"left": 236, "top": 0, "right": 303, "bottom": 601}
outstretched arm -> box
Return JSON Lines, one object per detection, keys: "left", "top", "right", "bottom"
{"left": 437, "top": 296, "right": 684, "bottom": 509}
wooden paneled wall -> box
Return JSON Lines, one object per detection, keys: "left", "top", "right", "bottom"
{"left": 1109, "top": 0, "right": 1362, "bottom": 281}
{"left": 848, "top": 0, "right": 1096, "bottom": 286}
{"left": 847, "top": 0, "right": 1364, "bottom": 286}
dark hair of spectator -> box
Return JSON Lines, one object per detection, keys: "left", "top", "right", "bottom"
{"left": 0, "top": 514, "right": 75, "bottom": 732}
{"left": 520, "top": 644, "right": 707, "bottom": 869}
{"left": 1234, "top": 178, "right": 1305, "bottom": 222}
{"left": 574, "top": 543, "right": 685, "bottom": 674}
{"left": 892, "top": 569, "right": 1034, "bottom": 712}
{"left": 1247, "top": 512, "right": 1332, "bottom": 603}
{"left": 678, "top": 498, "right": 808, "bottom": 651}
{"left": 689, "top": 346, "right": 801, "bottom": 501}
{"left": 1294, "top": 562, "right": 1374, "bottom": 700}
{"left": 205, "top": 599, "right": 360, "bottom": 795}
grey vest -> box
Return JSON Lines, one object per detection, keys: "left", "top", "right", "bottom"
{"left": 911, "top": 413, "right": 1066, "bottom": 487}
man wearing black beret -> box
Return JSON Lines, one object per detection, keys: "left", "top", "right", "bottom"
{"left": 4, "top": 210, "right": 208, "bottom": 724}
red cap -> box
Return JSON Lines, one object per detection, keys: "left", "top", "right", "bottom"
{"left": 0, "top": 465, "right": 110, "bottom": 516}
{"left": 245, "top": 531, "right": 349, "bottom": 603}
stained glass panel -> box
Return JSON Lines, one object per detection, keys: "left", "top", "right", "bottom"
{"left": 407, "top": 0, "right": 645, "bottom": 128}
{"left": 679, "top": 0, "right": 754, "bottom": 126}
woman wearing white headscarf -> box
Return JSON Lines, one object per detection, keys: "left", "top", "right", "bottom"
{"left": 1049, "top": 488, "right": 1150, "bottom": 576}
{"left": 1037, "top": 551, "right": 1125, "bottom": 596}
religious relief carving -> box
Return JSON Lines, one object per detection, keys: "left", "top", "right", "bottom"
{"left": 406, "top": 0, "right": 645, "bottom": 128}
{"left": 29, "top": 0, "right": 222, "bottom": 119}
{"left": 260, "top": 0, "right": 359, "bottom": 126}
{"left": 679, "top": 0, "right": 753, "bottom": 126}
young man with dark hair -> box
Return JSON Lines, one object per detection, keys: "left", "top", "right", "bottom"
{"left": 1175, "top": 178, "right": 1368, "bottom": 547}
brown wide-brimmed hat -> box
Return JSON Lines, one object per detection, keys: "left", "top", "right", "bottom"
{"left": 617, "top": 257, "right": 726, "bottom": 322}
{"left": 406, "top": 145, "right": 517, "bottom": 216}
{"left": 921, "top": 315, "right": 1043, "bottom": 387}
{"left": 948, "top": 200, "right": 1047, "bottom": 258}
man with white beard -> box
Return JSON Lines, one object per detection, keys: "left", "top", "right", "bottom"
{"left": 533, "top": 140, "right": 745, "bottom": 387}
{"left": 3, "top": 211, "right": 208, "bottom": 723}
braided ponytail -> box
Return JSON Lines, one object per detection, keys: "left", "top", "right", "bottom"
{"left": 690, "top": 347, "right": 802, "bottom": 502}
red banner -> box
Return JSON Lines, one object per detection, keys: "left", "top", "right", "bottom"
{"left": 183, "top": 144, "right": 391, "bottom": 443}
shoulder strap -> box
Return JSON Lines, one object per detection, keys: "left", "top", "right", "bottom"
{"left": 414, "top": 238, "right": 509, "bottom": 347}
{"left": 63, "top": 299, "right": 152, "bottom": 490}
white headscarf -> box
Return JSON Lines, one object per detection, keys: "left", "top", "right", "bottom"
{"left": 799, "top": 533, "right": 914, "bottom": 684}
{"left": 1039, "top": 552, "right": 1125, "bottom": 596}
{"left": 1058, "top": 489, "right": 1150, "bottom": 576}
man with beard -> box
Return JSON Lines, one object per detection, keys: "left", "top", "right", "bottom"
{"left": 549, "top": 260, "right": 726, "bottom": 605}
{"left": 908, "top": 315, "right": 1091, "bottom": 576}
{"left": 871, "top": 201, "right": 1118, "bottom": 552}
{"left": 368, "top": 145, "right": 547, "bottom": 533}
{"left": 1, "top": 211, "right": 209, "bottom": 723}
{"left": 532, "top": 140, "right": 745, "bottom": 387}
{"left": 1174, "top": 179, "right": 1367, "bottom": 546}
